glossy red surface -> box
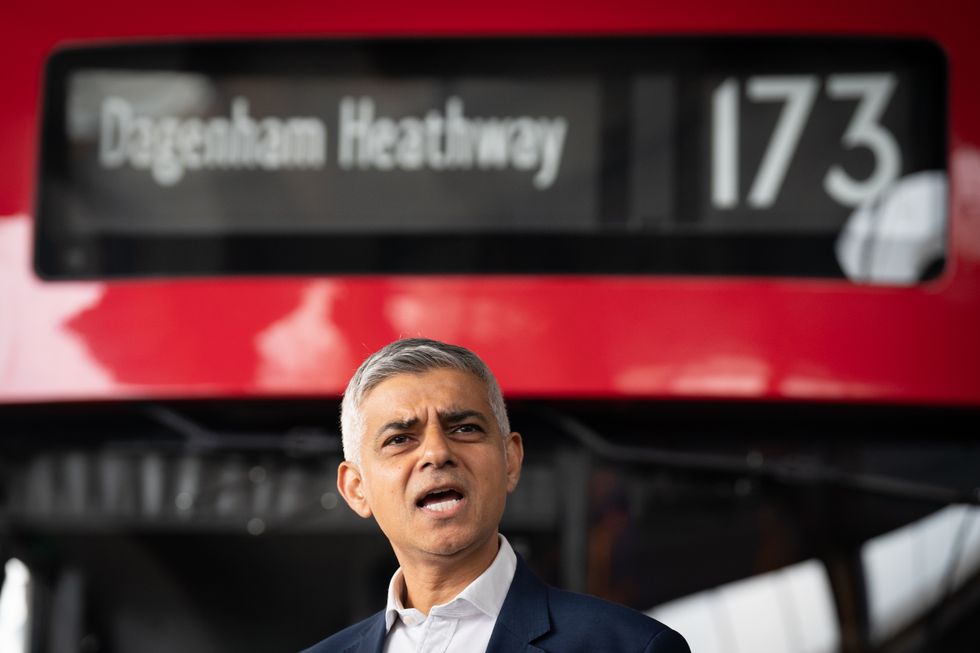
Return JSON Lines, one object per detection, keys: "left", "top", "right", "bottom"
{"left": 2, "top": 0, "right": 979, "bottom": 405}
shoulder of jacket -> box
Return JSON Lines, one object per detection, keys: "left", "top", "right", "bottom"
{"left": 543, "top": 586, "right": 676, "bottom": 643}
{"left": 298, "top": 610, "right": 384, "bottom": 653}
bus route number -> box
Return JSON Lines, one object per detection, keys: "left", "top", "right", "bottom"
{"left": 711, "top": 73, "right": 901, "bottom": 210}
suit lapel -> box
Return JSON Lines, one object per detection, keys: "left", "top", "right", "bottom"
{"left": 485, "top": 555, "right": 551, "bottom": 653}
{"left": 344, "top": 611, "right": 386, "bottom": 653}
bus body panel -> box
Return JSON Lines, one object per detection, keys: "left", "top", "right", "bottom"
{"left": 2, "top": 0, "right": 979, "bottom": 406}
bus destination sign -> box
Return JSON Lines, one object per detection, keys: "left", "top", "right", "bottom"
{"left": 67, "top": 74, "right": 598, "bottom": 234}
{"left": 36, "top": 38, "right": 946, "bottom": 280}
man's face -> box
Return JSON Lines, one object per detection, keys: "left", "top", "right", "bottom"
{"left": 337, "top": 368, "right": 523, "bottom": 566}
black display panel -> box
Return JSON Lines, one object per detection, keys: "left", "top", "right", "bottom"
{"left": 36, "top": 38, "right": 947, "bottom": 279}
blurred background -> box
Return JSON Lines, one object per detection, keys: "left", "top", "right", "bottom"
{"left": 2, "top": 2, "right": 980, "bottom": 652}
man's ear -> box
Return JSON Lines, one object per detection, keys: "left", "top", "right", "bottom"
{"left": 337, "top": 460, "right": 373, "bottom": 519}
{"left": 504, "top": 432, "right": 524, "bottom": 493}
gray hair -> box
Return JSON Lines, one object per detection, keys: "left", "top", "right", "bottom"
{"left": 340, "top": 338, "right": 511, "bottom": 465}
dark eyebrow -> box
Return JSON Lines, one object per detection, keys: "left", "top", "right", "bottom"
{"left": 375, "top": 417, "right": 419, "bottom": 440}
{"left": 438, "top": 409, "right": 489, "bottom": 425}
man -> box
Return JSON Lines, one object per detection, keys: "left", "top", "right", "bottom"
{"left": 302, "top": 338, "right": 690, "bottom": 653}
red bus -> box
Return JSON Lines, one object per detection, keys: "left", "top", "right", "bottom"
{"left": 1, "top": 2, "right": 978, "bottom": 652}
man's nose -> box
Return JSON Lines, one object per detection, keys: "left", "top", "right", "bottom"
{"left": 419, "top": 424, "right": 455, "bottom": 468}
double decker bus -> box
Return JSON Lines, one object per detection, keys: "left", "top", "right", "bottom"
{"left": 2, "top": 1, "right": 979, "bottom": 652}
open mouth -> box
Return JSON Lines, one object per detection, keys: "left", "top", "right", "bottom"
{"left": 416, "top": 488, "right": 465, "bottom": 513}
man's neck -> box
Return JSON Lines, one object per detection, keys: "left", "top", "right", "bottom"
{"left": 396, "top": 533, "right": 501, "bottom": 615}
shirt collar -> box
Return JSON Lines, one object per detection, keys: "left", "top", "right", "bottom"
{"left": 384, "top": 534, "right": 518, "bottom": 632}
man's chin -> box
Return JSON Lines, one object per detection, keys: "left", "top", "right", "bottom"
{"left": 423, "top": 536, "right": 478, "bottom": 558}
{"left": 415, "top": 530, "right": 497, "bottom": 560}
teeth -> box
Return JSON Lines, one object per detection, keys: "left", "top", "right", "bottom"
{"left": 424, "top": 498, "right": 461, "bottom": 512}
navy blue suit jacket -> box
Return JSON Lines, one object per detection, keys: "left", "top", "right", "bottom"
{"left": 301, "top": 555, "right": 690, "bottom": 653}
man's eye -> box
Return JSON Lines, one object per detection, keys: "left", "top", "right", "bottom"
{"left": 452, "top": 424, "right": 483, "bottom": 434}
{"left": 383, "top": 435, "right": 411, "bottom": 447}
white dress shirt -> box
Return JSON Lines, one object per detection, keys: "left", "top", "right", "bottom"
{"left": 382, "top": 535, "right": 517, "bottom": 653}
